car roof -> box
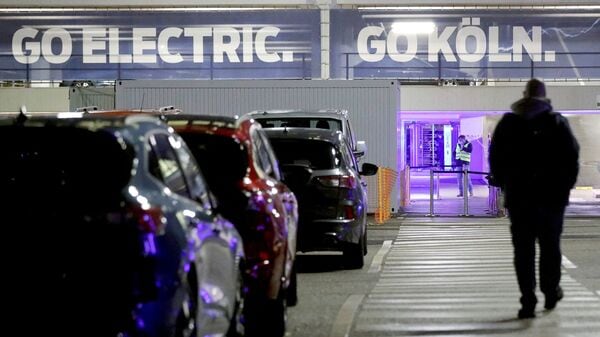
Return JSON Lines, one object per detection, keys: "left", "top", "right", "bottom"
{"left": 245, "top": 109, "right": 349, "bottom": 120}
{"left": 262, "top": 127, "right": 344, "bottom": 144}
{"left": 165, "top": 114, "right": 238, "bottom": 129}
{"left": 0, "top": 111, "right": 164, "bottom": 130}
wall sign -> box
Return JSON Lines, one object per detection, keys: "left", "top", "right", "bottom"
{"left": 331, "top": 9, "right": 600, "bottom": 80}
{"left": 0, "top": 10, "right": 320, "bottom": 81}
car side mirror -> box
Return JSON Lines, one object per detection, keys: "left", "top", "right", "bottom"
{"left": 353, "top": 141, "right": 367, "bottom": 159}
{"left": 359, "top": 162, "right": 378, "bottom": 176}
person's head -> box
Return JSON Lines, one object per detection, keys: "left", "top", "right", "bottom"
{"left": 523, "top": 78, "right": 546, "bottom": 99}
{"left": 458, "top": 135, "right": 466, "bottom": 145}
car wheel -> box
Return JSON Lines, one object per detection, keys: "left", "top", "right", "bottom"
{"left": 175, "top": 282, "right": 197, "bottom": 337}
{"left": 267, "top": 292, "right": 287, "bottom": 337}
{"left": 226, "top": 268, "right": 245, "bottom": 337}
{"left": 343, "top": 235, "right": 365, "bottom": 269}
{"left": 286, "top": 262, "right": 298, "bottom": 307}
{"left": 363, "top": 229, "right": 368, "bottom": 256}
{"left": 245, "top": 291, "right": 287, "bottom": 337}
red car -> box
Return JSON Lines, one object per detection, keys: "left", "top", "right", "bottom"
{"left": 166, "top": 115, "right": 298, "bottom": 337}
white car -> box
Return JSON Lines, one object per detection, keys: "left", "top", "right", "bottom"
{"left": 242, "top": 109, "right": 367, "bottom": 161}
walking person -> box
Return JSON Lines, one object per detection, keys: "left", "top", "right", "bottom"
{"left": 455, "top": 135, "right": 474, "bottom": 197}
{"left": 489, "top": 78, "right": 579, "bottom": 319}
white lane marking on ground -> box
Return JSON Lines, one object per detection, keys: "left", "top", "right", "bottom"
{"left": 562, "top": 255, "right": 578, "bottom": 269}
{"left": 368, "top": 240, "right": 393, "bottom": 273}
{"left": 329, "top": 294, "right": 364, "bottom": 337}
{"left": 596, "top": 290, "right": 600, "bottom": 297}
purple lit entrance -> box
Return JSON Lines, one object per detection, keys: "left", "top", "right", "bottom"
{"left": 398, "top": 111, "right": 497, "bottom": 216}
{"left": 398, "top": 110, "right": 600, "bottom": 217}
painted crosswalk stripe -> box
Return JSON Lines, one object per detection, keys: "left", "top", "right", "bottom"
{"left": 368, "top": 240, "right": 392, "bottom": 273}
{"left": 329, "top": 294, "right": 363, "bottom": 337}
{"left": 562, "top": 254, "right": 578, "bottom": 269}
{"left": 350, "top": 219, "right": 600, "bottom": 337}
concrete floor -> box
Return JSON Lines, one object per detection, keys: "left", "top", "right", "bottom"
{"left": 287, "top": 216, "right": 600, "bottom": 337}
{"left": 351, "top": 217, "right": 600, "bottom": 337}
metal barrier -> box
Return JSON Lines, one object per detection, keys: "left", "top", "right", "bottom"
{"left": 417, "top": 168, "right": 501, "bottom": 217}
{"left": 375, "top": 167, "right": 399, "bottom": 224}
{"left": 488, "top": 185, "right": 506, "bottom": 217}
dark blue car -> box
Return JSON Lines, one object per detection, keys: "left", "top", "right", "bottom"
{"left": 1, "top": 113, "right": 245, "bottom": 337}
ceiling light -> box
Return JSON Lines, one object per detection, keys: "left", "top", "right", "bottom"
{"left": 391, "top": 22, "right": 436, "bottom": 35}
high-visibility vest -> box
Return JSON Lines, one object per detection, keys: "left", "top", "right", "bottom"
{"left": 455, "top": 143, "right": 471, "bottom": 162}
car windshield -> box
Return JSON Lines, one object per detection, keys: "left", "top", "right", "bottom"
{"left": 178, "top": 133, "right": 249, "bottom": 183}
{"left": 0, "top": 126, "right": 133, "bottom": 213}
{"left": 178, "top": 132, "right": 250, "bottom": 225}
{"left": 270, "top": 139, "right": 340, "bottom": 170}
{"left": 257, "top": 118, "right": 342, "bottom": 132}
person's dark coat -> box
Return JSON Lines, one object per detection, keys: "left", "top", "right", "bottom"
{"left": 489, "top": 97, "right": 579, "bottom": 208}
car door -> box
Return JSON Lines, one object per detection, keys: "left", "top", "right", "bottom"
{"left": 148, "top": 132, "right": 240, "bottom": 335}
{"left": 256, "top": 128, "right": 298, "bottom": 261}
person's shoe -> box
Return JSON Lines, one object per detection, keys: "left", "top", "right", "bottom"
{"left": 518, "top": 307, "right": 535, "bottom": 319}
{"left": 518, "top": 307, "right": 536, "bottom": 319}
{"left": 469, "top": 192, "right": 474, "bottom": 197}
{"left": 544, "top": 287, "right": 564, "bottom": 310}
{"left": 457, "top": 194, "right": 463, "bottom": 197}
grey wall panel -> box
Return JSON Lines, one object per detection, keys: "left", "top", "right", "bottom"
{"left": 69, "top": 87, "right": 115, "bottom": 111}
{"left": 0, "top": 88, "right": 69, "bottom": 112}
{"left": 402, "top": 85, "right": 600, "bottom": 111}
{"left": 116, "top": 79, "right": 398, "bottom": 167}
{"left": 117, "top": 79, "right": 400, "bottom": 210}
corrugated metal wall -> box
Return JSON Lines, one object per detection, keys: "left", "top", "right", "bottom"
{"left": 0, "top": 88, "right": 69, "bottom": 112}
{"left": 69, "top": 87, "right": 115, "bottom": 111}
{"left": 116, "top": 79, "right": 400, "bottom": 210}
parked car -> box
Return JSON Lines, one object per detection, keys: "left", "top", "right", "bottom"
{"left": 0, "top": 113, "right": 245, "bottom": 337}
{"left": 165, "top": 115, "right": 298, "bottom": 337}
{"left": 263, "top": 127, "right": 378, "bottom": 269}
{"left": 242, "top": 109, "right": 367, "bottom": 160}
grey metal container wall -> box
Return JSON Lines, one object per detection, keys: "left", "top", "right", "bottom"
{"left": 69, "top": 87, "right": 115, "bottom": 111}
{"left": 116, "top": 79, "right": 401, "bottom": 210}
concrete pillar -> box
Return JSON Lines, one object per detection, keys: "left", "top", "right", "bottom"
{"left": 320, "top": 8, "right": 330, "bottom": 79}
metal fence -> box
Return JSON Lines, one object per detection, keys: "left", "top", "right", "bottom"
{"left": 342, "top": 51, "right": 600, "bottom": 83}
{"left": 400, "top": 165, "right": 505, "bottom": 217}
{"left": 0, "top": 53, "right": 313, "bottom": 81}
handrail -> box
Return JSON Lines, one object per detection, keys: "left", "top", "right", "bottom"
{"left": 422, "top": 168, "right": 495, "bottom": 217}
{"left": 0, "top": 52, "right": 313, "bottom": 81}
{"left": 342, "top": 51, "right": 600, "bottom": 82}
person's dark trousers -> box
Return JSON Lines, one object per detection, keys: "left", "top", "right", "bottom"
{"left": 508, "top": 204, "right": 565, "bottom": 310}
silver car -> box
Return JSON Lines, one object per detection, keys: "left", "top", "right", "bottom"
{"left": 243, "top": 109, "right": 367, "bottom": 160}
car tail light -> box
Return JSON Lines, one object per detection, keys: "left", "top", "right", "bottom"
{"left": 129, "top": 205, "right": 165, "bottom": 234}
{"left": 316, "top": 175, "right": 357, "bottom": 189}
{"left": 343, "top": 205, "right": 356, "bottom": 220}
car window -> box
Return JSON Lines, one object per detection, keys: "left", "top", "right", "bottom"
{"left": 257, "top": 130, "right": 281, "bottom": 180}
{"left": 346, "top": 120, "right": 357, "bottom": 151}
{"left": 172, "top": 137, "right": 212, "bottom": 208}
{"left": 148, "top": 133, "right": 190, "bottom": 198}
{"left": 340, "top": 140, "right": 357, "bottom": 171}
{"left": 252, "top": 128, "right": 277, "bottom": 178}
{"left": 257, "top": 118, "right": 342, "bottom": 132}
{"left": 270, "top": 139, "right": 340, "bottom": 170}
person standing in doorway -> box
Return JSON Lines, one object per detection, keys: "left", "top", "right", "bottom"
{"left": 455, "top": 135, "right": 474, "bottom": 197}
{"left": 489, "top": 78, "right": 579, "bottom": 319}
